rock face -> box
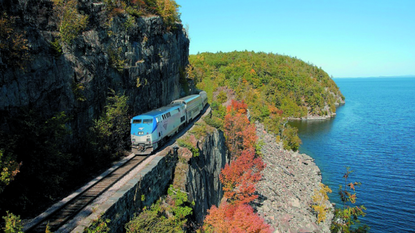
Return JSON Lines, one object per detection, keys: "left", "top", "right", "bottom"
{"left": 255, "top": 122, "right": 333, "bottom": 232}
{"left": 185, "top": 129, "right": 229, "bottom": 223}
{"left": 0, "top": 0, "right": 189, "bottom": 143}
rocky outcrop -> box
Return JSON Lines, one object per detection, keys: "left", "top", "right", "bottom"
{"left": 185, "top": 129, "right": 229, "bottom": 223}
{"left": 174, "top": 127, "right": 229, "bottom": 224}
{"left": 0, "top": 0, "right": 189, "bottom": 142}
{"left": 255, "top": 122, "right": 333, "bottom": 232}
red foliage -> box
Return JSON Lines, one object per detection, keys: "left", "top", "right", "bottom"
{"left": 203, "top": 98, "right": 271, "bottom": 233}
{"left": 204, "top": 202, "right": 272, "bottom": 233}
{"left": 229, "top": 99, "right": 248, "bottom": 114}
{"left": 224, "top": 100, "right": 256, "bottom": 157}
{"left": 220, "top": 149, "right": 265, "bottom": 205}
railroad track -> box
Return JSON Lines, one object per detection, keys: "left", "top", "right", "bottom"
{"left": 24, "top": 105, "right": 211, "bottom": 232}
{"left": 24, "top": 155, "right": 147, "bottom": 232}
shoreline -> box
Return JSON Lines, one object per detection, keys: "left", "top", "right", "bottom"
{"left": 255, "top": 122, "right": 333, "bottom": 232}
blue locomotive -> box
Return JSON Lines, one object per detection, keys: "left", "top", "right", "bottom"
{"left": 131, "top": 91, "right": 208, "bottom": 154}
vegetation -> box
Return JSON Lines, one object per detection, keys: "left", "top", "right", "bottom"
{"left": 189, "top": 51, "right": 344, "bottom": 151}
{"left": 52, "top": 0, "right": 88, "bottom": 48}
{"left": 91, "top": 90, "right": 130, "bottom": 159}
{"left": 2, "top": 211, "right": 23, "bottom": 233}
{"left": 104, "top": 0, "right": 181, "bottom": 30}
{"left": 0, "top": 91, "right": 130, "bottom": 223}
{"left": 0, "top": 12, "right": 30, "bottom": 69}
{"left": 125, "top": 185, "right": 193, "bottom": 232}
{"left": 0, "top": 150, "right": 20, "bottom": 194}
{"left": 203, "top": 100, "right": 272, "bottom": 233}
{"left": 84, "top": 218, "right": 111, "bottom": 233}
{"left": 177, "top": 135, "right": 199, "bottom": 157}
{"left": 311, "top": 183, "right": 332, "bottom": 223}
{"left": 331, "top": 167, "right": 369, "bottom": 233}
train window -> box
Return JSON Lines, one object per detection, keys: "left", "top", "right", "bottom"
{"left": 133, "top": 119, "right": 142, "bottom": 124}
{"left": 143, "top": 119, "right": 153, "bottom": 124}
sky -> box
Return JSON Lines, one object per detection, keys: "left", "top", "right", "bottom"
{"left": 178, "top": 0, "right": 415, "bottom": 78}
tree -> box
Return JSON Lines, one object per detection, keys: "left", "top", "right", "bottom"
{"left": 93, "top": 90, "right": 130, "bottom": 158}
{"left": 331, "top": 167, "right": 369, "bottom": 233}
{"left": 220, "top": 149, "right": 265, "bottom": 205}
{"left": 311, "top": 183, "right": 332, "bottom": 223}
{"left": 223, "top": 100, "right": 257, "bottom": 157}
{"left": 204, "top": 202, "right": 272, "bottom": 233}
{"left": 0, "top": 150, "right": 20, "bottom": 194}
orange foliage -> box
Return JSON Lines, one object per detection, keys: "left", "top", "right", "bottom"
{"left": 220, "top": 149, "right": 265, "bottom": 205}
{"left": 204, "top": 202, "right": 272, "bottom": 233}
{"left": 268, "top": 105, "right": 283, "bottom": 116}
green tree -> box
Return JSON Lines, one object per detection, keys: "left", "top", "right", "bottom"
{"left": 93, "top": 90, "right": 130, "bottom": 158}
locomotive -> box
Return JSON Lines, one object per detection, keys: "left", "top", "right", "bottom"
{"left": 130, "top": 91, "right": 208, "bottom": 154}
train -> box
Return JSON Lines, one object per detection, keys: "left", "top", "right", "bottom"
{"left": 130, "top": 91, "right": 208, "bottom": 154}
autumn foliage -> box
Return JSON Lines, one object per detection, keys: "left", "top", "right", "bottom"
{"left": 203, "top": 99, "right": 271, "bottom": 233}
{"left": 224, "top": 100, "right": 257, "bottom": 158}
{"left": 220, "top": 148, "right": 264, "bottom": 205}
{"left": 204, "top": 202, "right": 271, "bottom": 233}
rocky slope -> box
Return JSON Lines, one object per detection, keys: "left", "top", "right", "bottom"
{"left": 255, "top": 122, "right": 334, "bottom": 232}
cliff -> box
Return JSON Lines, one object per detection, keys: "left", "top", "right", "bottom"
{"left": 185, "top": 129, "right": 229, "bottom": 223}
{"left": 0, "top": 0, "right": 190, "bottom": 216}
{"left": 0, "top": 0, "right": 189, "bottom": 140}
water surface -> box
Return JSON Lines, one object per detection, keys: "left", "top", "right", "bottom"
{"left": 290, "top": 77, "right": 415, "bottom": 232}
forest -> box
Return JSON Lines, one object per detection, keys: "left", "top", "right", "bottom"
{"left": 188, "top": 51, "right": 344, "bottom": 151}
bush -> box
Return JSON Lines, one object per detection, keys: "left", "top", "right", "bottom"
{"left": 2, "top": 211, "right": 23, "bottom": 233}
{"left": 92, "top": 90, "right": 130, "bottom": 158}
{"left": 0, "top": 12, "right": 29, "bottom": 69}
{"left": 52, "top": 0, "right": 88, "bottom": 45}
{"left": 125, "top": 185, "right": 193, "bottom": 233}
{"left": 282, "top": 125, "right": 301, "bottom": 151}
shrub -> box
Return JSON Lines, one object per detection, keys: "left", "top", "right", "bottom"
{"left": 331, "top": 167, "right": 369, "bottom": 232}
{"left": 177, "top": 137, "right": 199, "bottom": 157}
{"left": 311, "top": 183, "right": 332, "bottom": 223}
{"left": 52, "top": 0, "right": 88, "bottom": 45}
{"left": 0, "top": 150, "right": 20, "bottom": 194}
{"left": 0, "top": 12, "right": 30, "bottom": 69}
{"left": 2, "top": 211, "right": 23, "bottom": 233}
{"left": 125, "top": 185, "right": 193, "bottom": 233}
{"left": 84, "top": 218, "right": 110, "bottom": 233}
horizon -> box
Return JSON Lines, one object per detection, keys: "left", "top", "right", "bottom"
{"left": 179, "top": 0, "right": 415, "bottom": 78}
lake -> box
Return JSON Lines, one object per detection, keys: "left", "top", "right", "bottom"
{"left": 290, "top": 77, "right": 415, "bottom": 232}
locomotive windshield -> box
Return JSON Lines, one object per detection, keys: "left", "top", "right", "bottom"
{"left": 143, "top": 119, "right": 153, "bottom": 124}
{"left": 133, "top": 119, "right": 142, "bottom": 124}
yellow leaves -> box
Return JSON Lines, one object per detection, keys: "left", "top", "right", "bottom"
{"left": 311, "top": 183, "right": 332, "bottom": 223}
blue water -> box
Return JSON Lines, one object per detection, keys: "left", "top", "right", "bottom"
{"left": 289, "top": 77, "right": 415, "bottom": 232}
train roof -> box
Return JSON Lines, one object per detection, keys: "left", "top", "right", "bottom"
{"left": 171, "top": 94, "right": 199, "bottom": 104}
{"left": 133, "top": 103, "right": 182, "bottom": 118}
